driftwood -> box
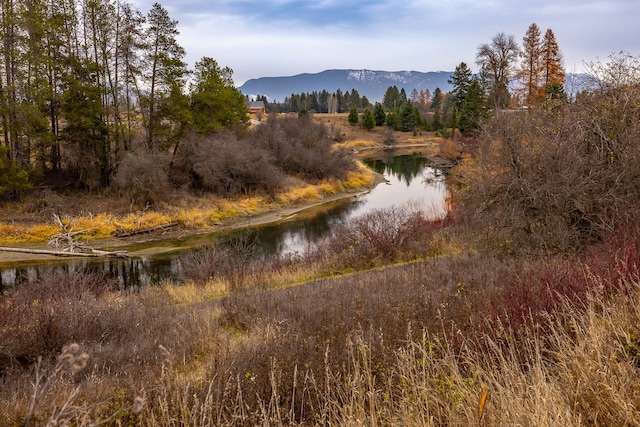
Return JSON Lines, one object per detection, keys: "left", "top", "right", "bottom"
{"left": 0, "top": 213, "right": 131, "bottom": 258}
{"left": 0, "top": 214, "right": 132, "bottom": 259}
{"left": 0, "top": 246, "right": 130, "bottom": 258}
{"left": 116, "top": 221, "right": 178, "bottom": 237}
{"left": 48, "top": 213, "right": 91, "bottom": 253}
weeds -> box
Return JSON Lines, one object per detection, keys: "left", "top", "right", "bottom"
{"left": 18, "top": 343, "right": 143, "bottom": 427}
{"left": 1, "top": 225, "right": 640, "bottom": 425}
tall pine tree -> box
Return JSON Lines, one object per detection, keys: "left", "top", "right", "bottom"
{"left": 448, "top": 62, "right": 473, "bottom": 117}
{"left": 190, "top": 57, "right": 248, "bottom": 134}
{"left": 541, "top": 28, "right": 564, "bottom": 90}
{"left": 140, "top": 2, "right": 187, "bottom": 152}
{"left": 520, "top": 23, "right": 543, "bottom": 106}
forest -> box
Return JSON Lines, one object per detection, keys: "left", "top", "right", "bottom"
{"left": 0, "top": 1, "right": 266, "bottom": 197}
{"left": 2, "top": 2, "right": 640, "bottom": 424}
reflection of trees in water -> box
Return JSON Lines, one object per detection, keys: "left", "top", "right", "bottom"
{"left": 236, "top": 198, "right": 363, "bottom": 256}
{"left": 0, "top": 256, "right": 184, "bottom": 292}
{"left": 366, "top": 154, "right": 430, "bottom": 186}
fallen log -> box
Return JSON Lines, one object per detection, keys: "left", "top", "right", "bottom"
{"left": 0, "top": 246, "right": 130, "bottom": 258}
{"left": 116, "top": 221, "right": 179, "bottom": 238}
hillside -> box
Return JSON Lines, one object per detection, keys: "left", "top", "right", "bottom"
{"left": 238, "top": 69, "right": 454, "bottom": 102}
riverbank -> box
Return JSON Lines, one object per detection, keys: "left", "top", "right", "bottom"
{"left": 0, "top": 170, "right": 386, "bottom": 264}
{"left": 0, "top": 134, "right": 452, "bottom": 264}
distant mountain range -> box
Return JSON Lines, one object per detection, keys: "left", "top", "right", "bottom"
{"left": 238, "top": 69, "right": 455, "bottom": 103}
{"left": 238, "top": 69, "right": 593, "bottom": 104}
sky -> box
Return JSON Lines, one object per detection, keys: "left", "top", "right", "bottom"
{"left": 128, "top": 0, "right": 640, "bottom": 86}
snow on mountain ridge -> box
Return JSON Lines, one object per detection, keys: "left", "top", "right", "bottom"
{"left": 347, "top": 70, "right": 412, "bottom": 84}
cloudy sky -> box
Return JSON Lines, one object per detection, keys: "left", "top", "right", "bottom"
{"left": 129, "top": 0, "right": 640, "bottom": 86}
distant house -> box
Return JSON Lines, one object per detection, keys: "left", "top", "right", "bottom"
{"left": 249, "top": 101, "right": 265, "bottom": 114}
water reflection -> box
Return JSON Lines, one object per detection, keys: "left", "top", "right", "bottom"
{"left": 0, "top": 255, "right": 186, "bottom": 292}
{"left": 366, "top": 153, "right": 429, "bottom": 186}
{"left": 0, "top": 154, "right": 448, "bottom": 291}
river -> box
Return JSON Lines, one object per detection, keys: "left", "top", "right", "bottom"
{"left": 0, "top": 152, "right": 449, "bottom": 291}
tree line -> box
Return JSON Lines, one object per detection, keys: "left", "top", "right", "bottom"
{"left": 254, "top": 88, "right": 372, "bottom": 114}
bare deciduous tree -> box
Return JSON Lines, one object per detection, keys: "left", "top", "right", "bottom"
{"left": 476, "top": 32, "right": 520, "bottom": 109}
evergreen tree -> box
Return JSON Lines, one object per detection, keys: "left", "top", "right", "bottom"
{"left": 349, "top": 89, "right": 361, "bottom": 110}
{"left": 458, "top": 77, "right": 486, "bottom": 133}
{"left": 520, "top": 23, "right": 543, "bottom": 106}
{"left": 432, "top": 110, "right": 442, "bottom": 130}
{"left": 1, "top": 0, "right": 24, "bottom": 165}
{"left": 373, "top": 102, "right": 386, "bottom": 126}
{"left": 342, "top": 90, "right": 351, "bottom": 111}
{"left": 412, "top": 105, "right": 423, "bottom": 128}
{"left": 385, "top": 111, "right": 401, "bottom": 131}
{"left": 361, "top": 95, "right": 371, "bottom": 109}
{"left": 448, "top": 62, "right": 473, "bottom": 114}
{"left": 431, "top": 87, "right": 443, "bottom": 112}
{"left": 399, "top": 88, "right": 408, "bottom": 104}
{"left": 542, "top": 81, "right": 567, "bottom": 111}
{"left": 17, "top": 0, "right": 59, "bottom": 170}
{"left": 309, "top": 91, "right": 320, "bottom": 112}
{"left": 382, "top": 85, "right": 401, "bottom": 110}
{"left": 362, "top": 108, "right": 375, "bottom": 130}
{"left": 400, "top": 104, "right": 417, "bottom": 132}
{"left": 348, "top": 107, "right": 358, "bottom": 125}
{"left": 0, "top": 147, "right": 30, "bottom": 198}
{"left": 335, "top": 89, "right": 344, "bottom": 112}
{"left": 288, "top": 94, "right": 299, "bottom": 112}
{"left": 319, "top": 90, "right": 329, "bottom": 113}
{"left": 300, "top": 92, "right": 308, "bottom": 111}
{"left": 140, "top": 2, "right": 188, "bottom": 151}
{"left": 441, "top": 94, "right": 456, "bottom": 133}
{"left": 191, "top": 57, "right": 249, "bottom": 133}
{"left": 60, "top": 58, "right": 109, "bottom": 188}
{"left": 117, "top": 2, "right": 146, "bottom": 153}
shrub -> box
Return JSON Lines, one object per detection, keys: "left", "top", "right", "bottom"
{"left": 112, "top": 152, "right": 172, "bottom": 205}
{"left": 310, "top": 203, "right": 445, "bottom": 269}
{"left": 249, "top": 114, "right": 356, "bottom": 181}
{"left": 0, "top": 271, "right": 120, "bottom": 364}
{"left": 459, "top": 61, "right": 640, "bottom": 253}
{"left": 180, "top": 132, "right": 284, "bottom": 196}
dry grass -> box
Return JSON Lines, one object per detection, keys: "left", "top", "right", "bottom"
{"left": 275, "top": 184, "right": 322, "bottom": 205}
{"left": 0, "top": 222, "right": 59, "bottom": 244}
{"left": 342, "top": 163, "right": 376, "bottom": 189}
{"left": 0, "top": 169, "right": 375, "bottom": 245}
{"left": 2, "top": 216, "right": 639, "bottom": 425}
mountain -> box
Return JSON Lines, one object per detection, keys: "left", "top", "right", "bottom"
{"left": 238, "top": 69, "right": 454, "bottom": 103}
